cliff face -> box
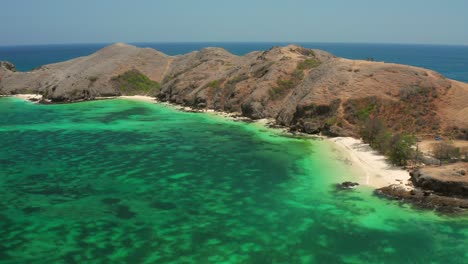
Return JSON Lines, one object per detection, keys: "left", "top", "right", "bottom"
{"left": 1, "top": 43, "right": 467, "bottom": 138}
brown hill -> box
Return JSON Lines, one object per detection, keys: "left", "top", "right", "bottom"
{"left": 1, "top": 43, "right": 467, "bottom": 138}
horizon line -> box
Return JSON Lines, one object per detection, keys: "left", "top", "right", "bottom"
{"left": 1, "top": 41, "right": 468, "bottom": 48}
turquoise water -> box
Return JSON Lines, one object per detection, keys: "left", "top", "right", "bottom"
{"left": 1, "top": 43, "right": 467, "bottom": 82}
{"left": 0, "top": 97, "right": 467, "bottom": 263}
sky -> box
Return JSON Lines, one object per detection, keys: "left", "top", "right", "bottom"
{"left": 1, "top": 0, "right": 468, "bottom": 46}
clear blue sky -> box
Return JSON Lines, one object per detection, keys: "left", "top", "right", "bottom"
{"left": 2, "top": 0, "right": 467, "bottom": 45}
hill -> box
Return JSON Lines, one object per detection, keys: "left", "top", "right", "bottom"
{"left": 1, "top": 43, "right": 467, "bottom": 138}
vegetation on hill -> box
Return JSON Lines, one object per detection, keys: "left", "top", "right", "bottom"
{"left": 344, "top": 87, "right": 441, "bottom": 135}
{"left": 296, "top": 58, "right": 321, "bottom": 70}
{"left": 111, "top": 70, "right": 160, "bottom": 95}
{"left": 269, "top": 57, "right": 321, "bottom": 99}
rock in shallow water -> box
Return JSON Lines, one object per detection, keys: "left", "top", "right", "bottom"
{"left": 337, "top": 181, "right": 360, "bottom": 190}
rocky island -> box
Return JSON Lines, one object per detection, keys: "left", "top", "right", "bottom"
{"left": 1, "top": 43, "right": 467, "bottom": 212}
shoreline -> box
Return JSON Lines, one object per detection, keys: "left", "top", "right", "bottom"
{"left": 4, "top": 94, "right": 411, "bottom": 190}
{"left": 330, "top": 137, "right": 412, "bottom": 189}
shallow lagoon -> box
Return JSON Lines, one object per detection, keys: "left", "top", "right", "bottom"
{"left": 0, "top": 97, "right": 466, "bottom": 263}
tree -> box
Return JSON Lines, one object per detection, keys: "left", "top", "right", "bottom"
{"left": 387, "top": 134, "right": 416, "bottom": 166}
{"left": 374, "top": 131, "right": 392, "bottom": 154}
{"left": 360, "top": 117, "right": 386, "bottom": 147}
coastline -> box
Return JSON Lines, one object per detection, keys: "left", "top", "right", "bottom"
{"left": 329, "top": 137, "right": 412, "bottom": 189}
{"left": 4, "top": 94, "right": 411, "bottom": 190}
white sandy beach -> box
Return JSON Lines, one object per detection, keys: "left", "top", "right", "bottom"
{"left": 12, "top": 94, "right": 43, "bottom": 100}
{"left": 118, "top": 95, "right": 158, "bottom": 103}
{"left": 329, "top": 137, "right": 411, "bottom": 189}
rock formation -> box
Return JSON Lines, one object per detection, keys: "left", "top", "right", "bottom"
{"left": 377, "top": 163, "right": 468, "bottom": 212}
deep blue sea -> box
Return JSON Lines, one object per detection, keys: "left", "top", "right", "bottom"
{"left": 0, "top": 42, "right": 467, "bottom": 82}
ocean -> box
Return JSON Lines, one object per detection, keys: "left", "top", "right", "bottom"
{"left": 0, "top": 97, "right": 467, "bottom": 263}
{"left": 0, "top": 43, "right": 467, "bottom": 263}
{"left": 0, "top": 42, "right": 467, "bottom": 82}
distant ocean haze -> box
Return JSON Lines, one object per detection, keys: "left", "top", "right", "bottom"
{"left": 0, "top": 42, "right": 467, "bottom": 82}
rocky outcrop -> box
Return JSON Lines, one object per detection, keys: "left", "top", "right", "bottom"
{"left": 376, "top": 164, "right": 468, "bottom": 213}
{"left": 410, "top": 167, "right": 468, "bottom": 198}
{"left": 376, "top": 185, "right": 468, "bottom": 213}
{"left": 1, "top": 43, "right": 467, "bottom": 137}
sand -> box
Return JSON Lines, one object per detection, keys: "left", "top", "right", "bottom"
{"left": 118, "top": 95, "right": 158, "bottom": 103}
{"left": 12, "top": 94, "right": 43, "bottom": 100}
{"left": 329, "top": 137, "right": 412, "bottom": 189}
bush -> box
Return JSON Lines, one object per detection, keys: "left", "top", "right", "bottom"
{"left": 356, "top": 103, "right": 376, "bottom": 121}
{"left": 111, "top": 70, "right": 160, "bottom": 95}
{"left": 269, "top": 79, "right": 295, "bottom": 98}
{"left": 292, "top": 69, "right": 305, "bottom": 80}
{"left": 296, "top": 58, "right": 321, "bottom": 70}
{"left": 432, "top": 142, "right": 461, "bottom": 162}
{"left": 206, "top": 80, "right": 221, "bottom": 89}
{"left": 387, "top": 134, "right": 416, "bottom": 166}
{"left": 360, "top": 117, "right": 386, "bottom": 146}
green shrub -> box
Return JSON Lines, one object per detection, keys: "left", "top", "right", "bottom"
{"left": 206, "top": 80, "right": 221, "bottom": 89}
{"left": 269, "top": 79, "right": 295, "bottom": 98}
{"left": 297, "top": 58, "right": 321, "bottom": 70}
{"left": 111, "top": 70, "right": 160, "bottom": 95}
{"left": 356, "top": 103, "right": 376, "bottom": 121}
{"left": 387, "top": 134, "right": 416, "bottom": 166}
{"left": 292, "top": 69, "right": 305, "bottom": 81}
